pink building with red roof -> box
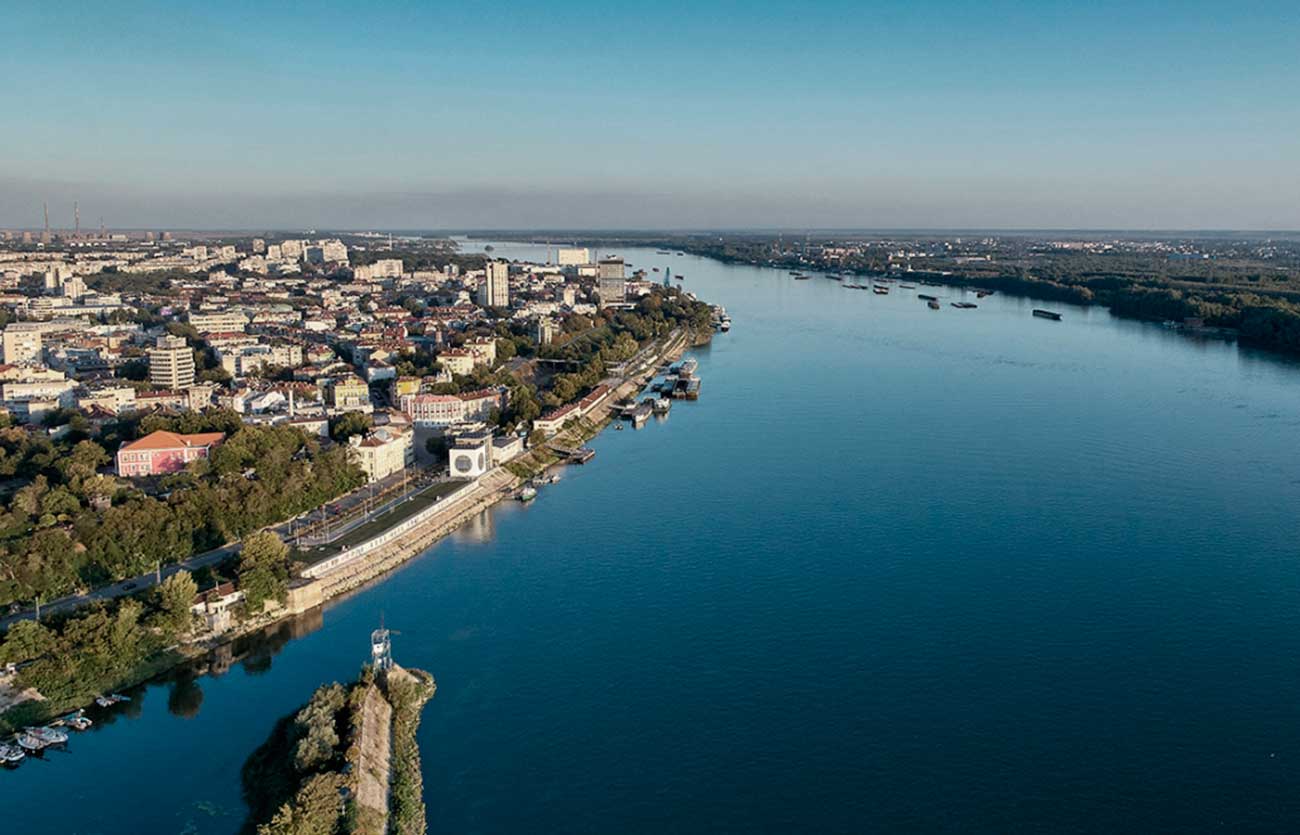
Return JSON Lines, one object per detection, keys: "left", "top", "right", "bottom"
{"left": 115, "top": 430, "right": 226, "bottom": 477}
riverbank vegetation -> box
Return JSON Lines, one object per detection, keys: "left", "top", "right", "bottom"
{"left": 494, "top": 233, "right": 1300, "bottom": 358}
{"left": 240, "top": 677, "right": 358, "bottom": 835}
{"left": 0, "top": 569, "right": 203, "bottom": 732}
{"left": 239, "top": 665, "right": 435, "bottom": 835}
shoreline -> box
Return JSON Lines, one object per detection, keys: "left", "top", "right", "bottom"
{"left": 1, "top": 325, "right": 704, "bottom": 732}
{"left": 482, "top": 235, "right": 1300, "bottom": 359}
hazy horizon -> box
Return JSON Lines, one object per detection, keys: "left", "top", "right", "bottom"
{"left": 5, "top": 0, "right": 1298, "bottom": 231}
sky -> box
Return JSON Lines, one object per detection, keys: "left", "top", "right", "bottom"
{"left": 2, "top": 0, "right": 1298, "bottom": 231}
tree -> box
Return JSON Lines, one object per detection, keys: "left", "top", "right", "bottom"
{"left": 156, "top": 570, "right": 198, "bottom": 639}
{"left": 239, "top": 532, "right": 289, "bottom": 614}
{"left": 425, "top": 435, "right": 448, "bottom": 460}
{"left": 59, "top": 440, "right": 110, "bottom": 492}
{"left": 328, "top": 412, "right": 371, "bottom": 443}
{"left": 0, "top": 619, "right": 55, "bottom": 665}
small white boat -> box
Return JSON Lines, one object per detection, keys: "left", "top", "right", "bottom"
{"left": 63, "top": 712, "right": 93, "bottom": 731}
{"left": 15, "top": 732, "right": 46, "bottom": 752}
{"left": 0, "top": 743, "right": 25, "bottom": 764}
{"left": 518, "top": 486, "right": 538, "bottom": 502}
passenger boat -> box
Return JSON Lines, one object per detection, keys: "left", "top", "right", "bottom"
{"left": 951, "top": 302, "right": 978, "bottom": 309}
{"left": 927, "top": 300, "right": 941, "bottom": 309}
{"left": 1032, "top": 309, "right": 1062, "bottom": 321}
{"left": 15, "top": 732, "right": 45, "bottom": 752}
{"left": 900, "top": 284, "right": 916, "bottom": 289}
{"left": 873, "top": 286, "right": 889, "bottom": 294}
{"left": 918, "top": 294, "right": 938, "bottom": 301}
{"left": 794, "top": 274, "right": 810, "bottom": 280}
{"left": 632, "top": 402, "right": 653, "bottom": 427}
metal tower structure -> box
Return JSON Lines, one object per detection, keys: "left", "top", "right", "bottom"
{"left": 371, "top": 626, "right": 393, "bottom": 671}
{"left": 74, "top": 201, "right": 80, "bottom": 237}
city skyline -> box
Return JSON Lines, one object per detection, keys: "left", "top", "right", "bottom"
{"left": 3, "top": 0, "right": 1299, "bottom": 230}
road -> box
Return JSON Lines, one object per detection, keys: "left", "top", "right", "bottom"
{"left": 1, "top": 330, "right": 690, "bottom": 629}
{"left": 0, "top": 466, "right": 445, "bottom": 629}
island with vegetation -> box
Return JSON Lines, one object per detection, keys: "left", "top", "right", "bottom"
{"left": 241, "top": 662, "right": 435, "bottom": 835}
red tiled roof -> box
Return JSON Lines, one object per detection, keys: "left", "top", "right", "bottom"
{"left": 119, "top": 430, "right": 225, "bottom": 453}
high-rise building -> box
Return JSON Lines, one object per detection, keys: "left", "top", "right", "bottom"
{"left": 478, "top": 260, "right": 510, "bottom": 309}
{"left": 597, "top": 257, "right": 626, "bottom": 306}
{"left": 62, "top": 275, "right": 87, "bottom": 299}
{"left": 2, "top": 323, "right": 43, "bottom": 365}
{"left": 149, "top": 334, "right": 196, "bottom": 390}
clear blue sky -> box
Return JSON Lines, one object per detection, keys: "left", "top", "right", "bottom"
{"left": 3, "top": 0, "right": 1298, "bottom": 230}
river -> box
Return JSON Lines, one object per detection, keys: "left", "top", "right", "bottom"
{"left": 7, "top": 241, "right": 1300, "bottom": 832}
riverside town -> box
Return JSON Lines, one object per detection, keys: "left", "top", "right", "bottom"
{"left": 0, "top": 229, "right": 719, "bottom": 754}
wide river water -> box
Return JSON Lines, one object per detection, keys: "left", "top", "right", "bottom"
{"left": 7, "top": 241, "right": 1300, "bottom": 833}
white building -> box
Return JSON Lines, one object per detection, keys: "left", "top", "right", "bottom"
{"left": 2, "top": 323, "right": 43, "bottom": 364}
{"left": 449, "top": 432, "right": 492, "bottom": 478}
{"left": 355, "top": 259, "right": 405, "bottom": 281}
{"left": 189, "top": 310, "right": 249, "bottom": 333}
{"left": 348, "top": 426, "right": 414, "bottom": 483}
{"left": 557, "top": 247, "right": 590, "bottom": 266}
{"left": 149, "top": 334, "right": 195, "bottom": 389}
{"left": 478, "top": 260, "right": 510, "bottom": 308}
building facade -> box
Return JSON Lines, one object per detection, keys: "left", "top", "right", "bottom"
{"left": 2, "top": 323, "right": 43, "bottom": 364}
{"left": 115, "top": 430, "right": 225, "bottom": 477}
{"left": 478, "top": 260, "right": 510, "bottom": 309}
{"left": 348, "top": 426, "right": 414, "bottom": 483}
{"left": 149, "top": 334, "right": 196, "bottom": 389}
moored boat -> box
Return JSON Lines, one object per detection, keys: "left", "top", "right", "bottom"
{"left": 518, "top": 486, "right": 537, "bottom": 502}
{"left": 927, "top": 300, "right": 941, "bottom": 309}
{"left": 0, "top": 742, "right": 25, "bottom": 764}
{"left": 1032, "top": 309, "right": 1062, "bottom": 321}
{"left": 918, "top": 294, "right": 938, "bottom": 301}
{"left": 15, "top": 732, "right": 47, "bottom": 752}
{"left": 30, "top": 726, "right": 68, "bottom": 746}
{"left": 62, "top": 712, "right": 93, "bottom": 731}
